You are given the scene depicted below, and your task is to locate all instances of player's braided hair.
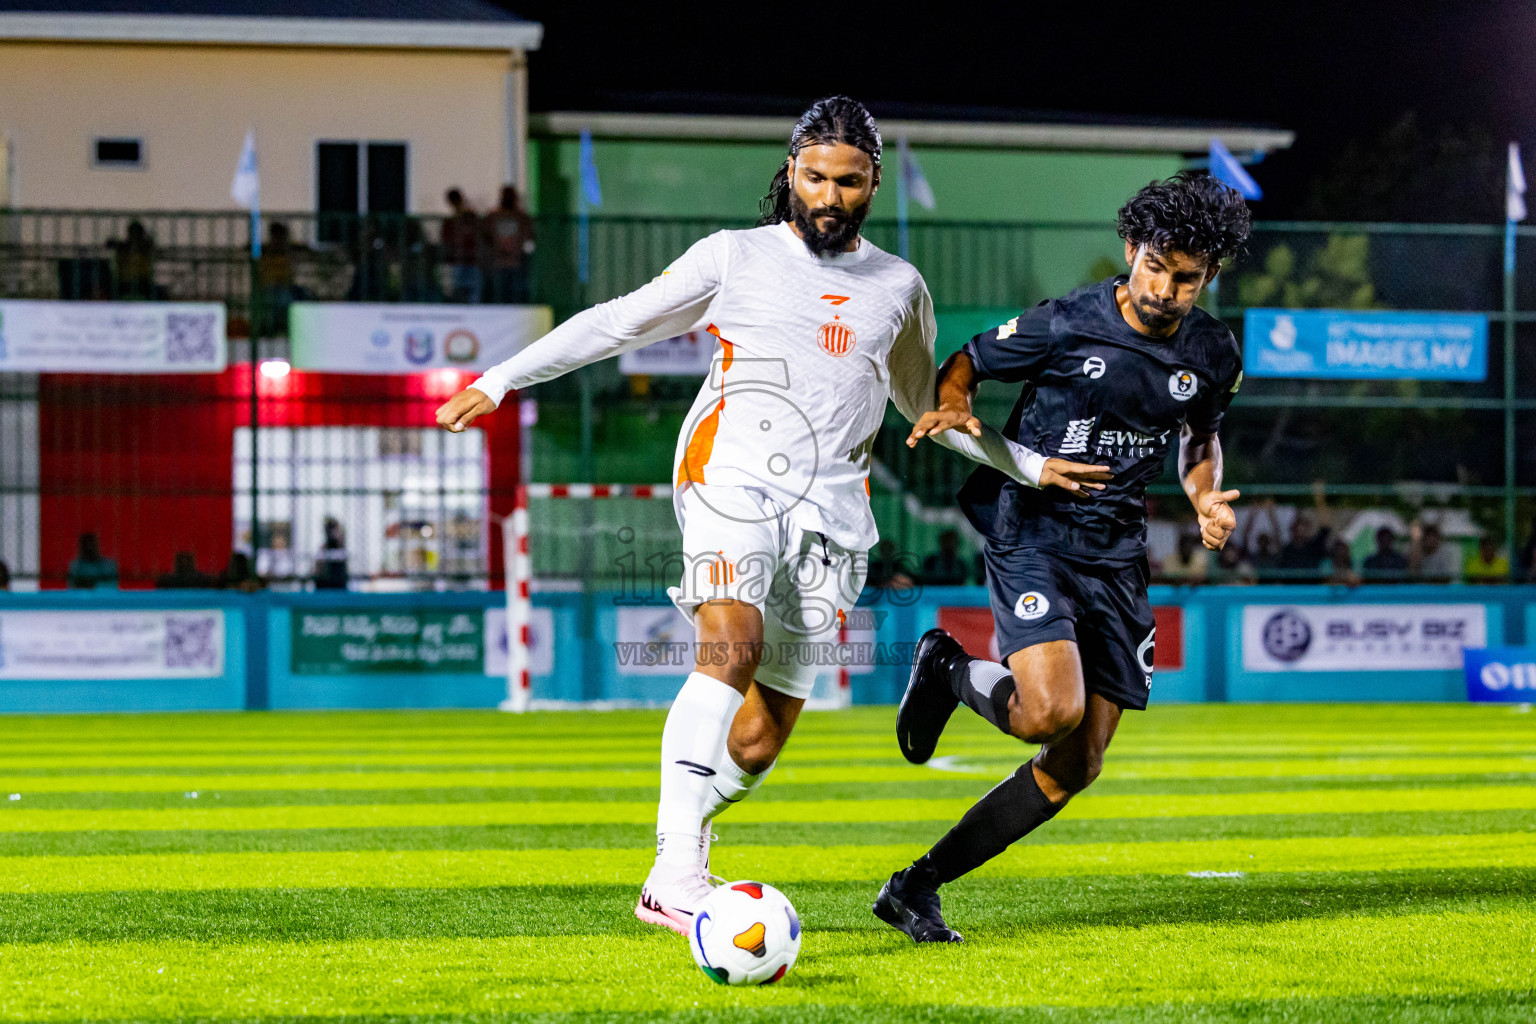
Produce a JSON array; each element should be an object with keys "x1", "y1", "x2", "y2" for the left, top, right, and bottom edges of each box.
[
  {"x1": 758, "y1": 96, "x2": 883, "y2": 226},
  {"x1": 1116, "y1": 171, "x2": 1252, "y2": 264}
]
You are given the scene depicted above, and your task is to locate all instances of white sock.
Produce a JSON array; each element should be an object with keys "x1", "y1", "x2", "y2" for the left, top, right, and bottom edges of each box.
[
  {"x1": 700, "y1": 751, "x2": 774, "y2": 823},
  {"x1": 656, "y1": 671, "x2": 744, "y2": 869}
]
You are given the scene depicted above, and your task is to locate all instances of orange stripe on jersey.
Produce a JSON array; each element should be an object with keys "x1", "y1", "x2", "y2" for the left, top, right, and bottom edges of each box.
[{"x1": 677, "y1": 326, "x2": 734, "y2": 487}]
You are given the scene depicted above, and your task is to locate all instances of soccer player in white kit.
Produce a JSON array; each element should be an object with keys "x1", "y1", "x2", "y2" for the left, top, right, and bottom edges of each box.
[{"x1": 435, "y1": 96, "x2": 1108, "y2": 935}]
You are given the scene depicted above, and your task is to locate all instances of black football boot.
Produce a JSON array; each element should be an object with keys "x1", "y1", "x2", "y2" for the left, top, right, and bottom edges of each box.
[
  {"x1": 872, "y1": 866, "x2": 963, "y2": 943},
  {"x1": 896, "y1": 628, "x2": 970, "y2": 765}
]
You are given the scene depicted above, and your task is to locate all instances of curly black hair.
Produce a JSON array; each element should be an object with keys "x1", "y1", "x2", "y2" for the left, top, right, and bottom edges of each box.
[{"x1": 1116, "y1": 171, "x2": 1252, "y2": 264}]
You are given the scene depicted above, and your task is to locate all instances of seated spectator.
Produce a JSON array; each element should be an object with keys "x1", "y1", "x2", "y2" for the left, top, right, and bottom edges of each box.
[
  {"x1": 67, "y1": 533, "x2": 118, "y2": 589},
  {"x1": 1276, "y1": 482, "x2": 1333, "y2": 582},
  {"x1": 1361, "y1": 527, "x2": 1410, "y2": 582},
  {"x1": 313, "y1": 517, "x2": 350, "y2": 590},
  {"x1": 1410, "y1": 521, "x2": 1462, "y2": 583},
  {"x1": 1158, "y1": 529, "x2": 1209, "y2": 584},
  {"x1": 219, "y1": 552, "x2": 262, "y2": 592},
  {"x1": 920, "y1": 530, "x2": 970, "y2": 586},
  {"x1": 109, "y1": 219, "x2": 159, "y2": 299},
  {"x1": 867, "y1": 539, "x2": 915, "y2": 590},
  {"x1": 156, "y1": 552, "x2": 217, "y2": 589},
  {"x1": 1326, "y1": 538, "x2": 1360, "y2": 587},
  {"x1": 1464, "y1": 536, "x2": 1510, "y2": 584},
  {"x1": 1208, "y1": 541, "x2": 1256, "y2": 585}
]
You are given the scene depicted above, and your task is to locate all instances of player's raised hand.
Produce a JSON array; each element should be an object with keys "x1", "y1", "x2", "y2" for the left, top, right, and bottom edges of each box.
[
  {"x1": 907, "y1": 406, "x2": 981, "y2": 447},
  {"x1": 1039, "y1": 458, "x2": 1112, "y2": 499},
  {"x1": 1196, "y1": 488, "x2": 1241, "y2": 550},
  {"x1": 435, "y1": 387, "x2": 496, "y2": 433}
]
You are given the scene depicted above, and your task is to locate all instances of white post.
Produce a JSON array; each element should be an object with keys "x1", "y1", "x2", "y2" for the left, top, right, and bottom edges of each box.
[{"x1": 499, "y1": 484, "x2": 532, "y2": 711}]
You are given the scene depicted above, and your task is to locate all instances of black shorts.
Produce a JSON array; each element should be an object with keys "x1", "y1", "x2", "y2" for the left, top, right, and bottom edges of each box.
[{"x1": 981, "y1": 545, "x2": 1156, "y2": 712}]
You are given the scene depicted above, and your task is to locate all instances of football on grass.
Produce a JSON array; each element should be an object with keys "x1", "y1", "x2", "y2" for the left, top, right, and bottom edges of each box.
[{"x1": 689, "y1": 880, "x2": 802, "y2": 985}]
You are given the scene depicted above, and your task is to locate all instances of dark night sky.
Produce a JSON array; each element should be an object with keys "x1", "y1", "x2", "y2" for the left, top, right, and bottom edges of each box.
[{"x1": 502, "y1": 0, "x2": 1536, "y2": 217}]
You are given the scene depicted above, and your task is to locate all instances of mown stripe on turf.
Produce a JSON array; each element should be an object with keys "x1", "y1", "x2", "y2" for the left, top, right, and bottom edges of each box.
[
  {"x1": 0, "y1": 910, "x2": 1531, "y2": 1018},
  {"x1": 2, "y1": 868, "x2": 1532, "y2": 944},
  {"x1": 6, "y1": 785, "x2": 1536, "y2": 833},
  {"x1": 5, "y1": 755, "x2": 1534, "y2": 793},
  {"x1": 6, "y1": 808, "x2": 1536, "y2": 858},
  {"x1": 0, "y1": 832, "x2": 1530, "y2": 892}
]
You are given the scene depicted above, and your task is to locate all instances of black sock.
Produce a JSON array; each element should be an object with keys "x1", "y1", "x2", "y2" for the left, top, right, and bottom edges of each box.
[
  {"x1": 948, "y1": 654, "x2": 1013, "y2": 734},
  {"x1": 911, "y1": 762, "x2": 1061, "y2": 886}
]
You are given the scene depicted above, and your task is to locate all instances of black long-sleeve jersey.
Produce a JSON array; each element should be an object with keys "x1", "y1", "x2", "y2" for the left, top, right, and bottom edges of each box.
[{"x1": 958, "y1": 276, "x2": 1242, "y2": 566}]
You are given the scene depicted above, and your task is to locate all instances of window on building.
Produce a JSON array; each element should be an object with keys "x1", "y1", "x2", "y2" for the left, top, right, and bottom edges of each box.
[
  {"x1": 316, "y1": 141, "x2": 409, "y2": 243},
  {"x1": 93, "y1": 138, "x2": 144, "y2": 168}
]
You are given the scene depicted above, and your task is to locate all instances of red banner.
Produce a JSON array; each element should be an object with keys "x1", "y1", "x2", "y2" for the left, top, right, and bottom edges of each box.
[{"x1": 937, "y1": 605, "x2": 1184, "y2": 671}]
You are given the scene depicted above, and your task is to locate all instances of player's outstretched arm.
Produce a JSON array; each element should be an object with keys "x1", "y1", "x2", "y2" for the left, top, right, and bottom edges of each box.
[
  {"x1": 434, "y1": 234, "x2": 725, "y2": 432},
  {"x1": 1180, "y1": 424, "x2": 1239, "y2": 550}
]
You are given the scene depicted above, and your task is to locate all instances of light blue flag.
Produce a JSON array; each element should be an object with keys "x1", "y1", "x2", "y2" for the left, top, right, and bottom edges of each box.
[
  {"x1": 900, "y1": 138, "x2": 935, "y2": 211},
  {"x1": 230, "y1": 129, "x2": 261, "y2": 258},
  {"x1": 1209, "y1": 138, "x2": 1262, "y2": 200},
  {"x1": 578, "y1": 129, "x2": 603, "y2": 207}
]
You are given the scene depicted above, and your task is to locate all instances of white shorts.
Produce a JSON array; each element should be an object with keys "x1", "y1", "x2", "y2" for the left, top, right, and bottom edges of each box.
[{"x1": 667, "y1": 484, "x2": 867, "y2": 699}]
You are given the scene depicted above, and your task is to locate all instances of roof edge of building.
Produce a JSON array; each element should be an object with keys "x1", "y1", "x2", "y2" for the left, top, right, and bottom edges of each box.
[
  {"x1": 533, "y1": 111, "x2": 1294, "y2": 155},
  {"x1": 0, "y1": 12, "x2": 543, "y2": 50}
]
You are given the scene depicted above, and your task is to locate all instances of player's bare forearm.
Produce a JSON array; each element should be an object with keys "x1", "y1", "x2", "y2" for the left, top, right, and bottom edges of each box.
[
  {"x1": 1180, "y1": 426, "x2": 1239, "y2": 550},
  {"x1": 908, "y1": 352, "x2": 981, "y2": 445},
  {"x1": 435, "y1": 387, "x2": 497, "y2": 433}
]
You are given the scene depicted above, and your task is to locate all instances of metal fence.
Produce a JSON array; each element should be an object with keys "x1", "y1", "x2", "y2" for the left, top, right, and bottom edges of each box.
[{"x1": 0, "y1": 209, "x2": 1533, "y2": 586}]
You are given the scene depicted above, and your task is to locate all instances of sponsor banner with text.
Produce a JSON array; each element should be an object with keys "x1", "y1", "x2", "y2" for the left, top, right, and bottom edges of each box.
[
  {"x1": 0, "y1": 300, "x2": 226, "y2": 372},
  {"x1": 290, "y1": 608, "x2": 483, "y2": 674},
  {"x1": 1242, "y1": 603, "x2": 1486, "y2": 672},
  {"x1": 1464, "y1": 646, "x2": 1536, "y2": 702},
  {"x1": 289, "y1": 303, "x2": 551, "y2": 374},
  {"x1": 1244, "y1": 308, "x2": 1488, "y2": 381},
  {"x1": 0, "y1": 609, "x2": 225, "y2": 679},
  {"x1": 617, "y1": 329, "x2": 716, "y2": 376},
  {"x1": 938, "y1": 605, "x2": 1184, "y2": 671}
]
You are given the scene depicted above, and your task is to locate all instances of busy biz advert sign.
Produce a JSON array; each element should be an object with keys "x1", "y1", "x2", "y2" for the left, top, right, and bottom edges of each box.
[{"x1": 1243, "y1": 309, "x2": 1488, "y2": 381}]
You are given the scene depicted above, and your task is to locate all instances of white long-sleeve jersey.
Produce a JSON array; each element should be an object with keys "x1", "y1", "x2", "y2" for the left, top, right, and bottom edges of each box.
[{"x1": 470, "y1": 222, "x2": 1047, "y2": 550}]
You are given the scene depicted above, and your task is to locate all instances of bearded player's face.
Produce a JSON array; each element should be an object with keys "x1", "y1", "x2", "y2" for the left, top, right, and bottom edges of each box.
[
  {"x1": 787, "y1": 143, "x2": 878, "y2": 256},
  {"x1": 1121, "y1": 241, "x2": 1218, "y2": 332}
]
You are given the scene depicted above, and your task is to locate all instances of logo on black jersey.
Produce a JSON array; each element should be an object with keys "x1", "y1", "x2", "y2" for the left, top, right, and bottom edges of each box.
[
  {"x1": 1168, "y1": 370, "x2": 1198, "y2": 401},
  {"x1": 1014, "y1": 591, "x2": 1050, "y2": 621},
  {"x1": 1082, "y1": 356, "x2": 1106, "y2": 379}
]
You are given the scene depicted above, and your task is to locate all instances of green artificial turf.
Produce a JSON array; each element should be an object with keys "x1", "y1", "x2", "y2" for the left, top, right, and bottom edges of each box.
[{"x1": 0, "y1": 703, "x2": 1532, "y2": 1022}]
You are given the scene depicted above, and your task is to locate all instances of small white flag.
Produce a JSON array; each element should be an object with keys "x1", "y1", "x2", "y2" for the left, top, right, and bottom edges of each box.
[
  {"x1": 899, "y1": 137, "x2": 935, "y2": 211},
  {"x1": 231, "y1": 129, "x2": 260, "y2": 210},
  {"x1": 1508, "y1": 141, "x2": 1526, "y2": 223}
]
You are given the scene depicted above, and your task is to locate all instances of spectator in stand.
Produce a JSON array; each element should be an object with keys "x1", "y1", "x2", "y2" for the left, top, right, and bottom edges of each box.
[
  {"x1": 156, "y1": 551, "x2": 217, "y2": 589},
  {"x1": 67, "y1": 533, "x2": 118, "y2": 589},
  {"x1": 920, "y1": 529, "x2": 970, "y2": 585},
  {"x1": 441, "y1": 188, "x2": 483, "y2": 303},
  {"x1": 313, "y1": 517, "x2": 350, "y2": 590},
  {"x1": 109, "y1": 220, "x2": 159, "y2": 299},
  {"x1": 1409, "y1": 520, "x2": 1462, "y2": 583},
  {"x1": 1143, "y1": 495, "x2": 1179, "y2": 576},
  {"x1": 219, "y1": 552, "x2": 262, "y2": 592},
  {"x1": 256, "y1": 222, "x2": 306, "y2": 337},
  {"x1": 1158, "y1": 528, "x2": 1210, "y2": 585},
  {"x1": 1361, "y1": 526, "x2": 1410, "y2": 582},
  {"x1": 0, "y1": 559, "x2": 9, "y2": 590},
  {"x1": 1208, "y1": 540, "x2": 1256, "y2": 584},
  {"x1": 1464, "y1": 535, "x2": 1510, "y2": 584},
  {"x1": 1276, "y1": 481, "x2": 1333, "y2": 582},
  {"x1": 867, "y1": 539, "x2": 915, "y2": 590},
  {"x1": 1520, "y1": 516, "x2": 1536, "y2": 582},
  {"x1": 485, "y1": 185, "x2": 536, "y2": 303},
  {"x1": 400, "y1": 218, "x2": 441, "y2": 302},
  {"x1": 1326, "y1": 537, "x2": 1360, "y2": 587}
]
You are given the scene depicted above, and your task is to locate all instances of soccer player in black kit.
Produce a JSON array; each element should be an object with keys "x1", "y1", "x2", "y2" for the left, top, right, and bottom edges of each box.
[{"x1": 873, "y1": 172, "x2": 1251, "y2": 943}]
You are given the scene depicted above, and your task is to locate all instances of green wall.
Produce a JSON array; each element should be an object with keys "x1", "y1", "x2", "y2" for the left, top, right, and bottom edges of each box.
[{"x1": 529, "y1": 136, "x2": 1182, "y2": 225}]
